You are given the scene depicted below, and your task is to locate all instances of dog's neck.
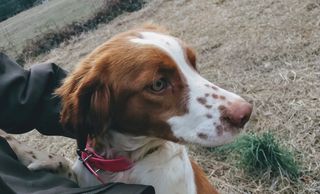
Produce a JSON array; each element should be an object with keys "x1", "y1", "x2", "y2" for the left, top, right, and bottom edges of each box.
[
  {"x1": 78, "y1": 130, "x2": 198, "y2": 194},
  {"x1": 94, "y1": 130, "x2": 166, "y2": 162}
]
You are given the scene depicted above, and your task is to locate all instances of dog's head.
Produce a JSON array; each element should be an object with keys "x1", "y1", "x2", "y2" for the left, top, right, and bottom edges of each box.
[{"x1": 56, "y1": 25, "x2": 252, "y2": 147}]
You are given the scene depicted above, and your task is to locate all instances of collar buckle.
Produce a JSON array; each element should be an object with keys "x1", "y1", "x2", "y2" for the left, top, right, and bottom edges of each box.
[
  {"x1": 77, "y1": 136, "x2": 133, "y2": 184},
  {"x1": 79, "y1": 149, "x2": 104, "y2": 184}
]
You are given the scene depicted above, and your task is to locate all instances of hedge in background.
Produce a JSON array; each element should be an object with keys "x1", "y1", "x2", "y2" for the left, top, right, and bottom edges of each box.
[
  {"x1": 0, "y1": 0, "x2": 39, "y2": 22},
  {"x1": 16, "y1": 0, "x2": 145, "y2": 64}
]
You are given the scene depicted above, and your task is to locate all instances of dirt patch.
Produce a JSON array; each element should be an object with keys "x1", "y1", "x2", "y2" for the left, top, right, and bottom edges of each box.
[{"x1": 15, "y1": 0, "x2": 320, "y2": 193}]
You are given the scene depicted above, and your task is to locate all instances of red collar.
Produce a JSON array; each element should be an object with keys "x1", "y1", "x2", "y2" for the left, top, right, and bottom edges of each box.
[{"x1": 79, "y1": 138, "x2": 133, "y2": 184}]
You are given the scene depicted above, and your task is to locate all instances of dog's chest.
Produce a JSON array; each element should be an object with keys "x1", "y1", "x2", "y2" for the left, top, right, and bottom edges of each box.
[
  {"x1": 129, "y1": 143, "x2": 197, "y2": 194},
  {"x1": 74, "y1": 143, "x2": 197, "y2": 194}
]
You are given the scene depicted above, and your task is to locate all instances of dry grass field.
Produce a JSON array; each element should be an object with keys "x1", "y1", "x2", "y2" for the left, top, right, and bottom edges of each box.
[
  {"x1": 8, "y1": 0, "x2": 320, "y2": 193},
  {"x1": 0, "y1": 0, "x2": 105, "y2": 57}
]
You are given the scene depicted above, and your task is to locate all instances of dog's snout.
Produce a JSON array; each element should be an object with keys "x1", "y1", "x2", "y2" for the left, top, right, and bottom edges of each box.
[{"x1": 222, "y1": 100, "x2": 252, "y2": 128}]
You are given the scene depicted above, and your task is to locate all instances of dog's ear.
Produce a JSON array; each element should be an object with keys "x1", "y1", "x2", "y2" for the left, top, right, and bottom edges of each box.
[{"x1": 56, "y1": 65, "x2": 110, "y2": 143}]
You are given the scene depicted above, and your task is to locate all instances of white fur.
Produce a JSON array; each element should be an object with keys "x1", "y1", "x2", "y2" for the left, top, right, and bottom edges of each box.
[
  {"x1": 4, "y1": 31, "x2": 252, "y2": 194},
  {"x1": 73, "y1": 131, "x2": 196, "y2": 194},
  {"x1": 131, "y1": 32, "x2": 244, "y2": 147},
  {"x1": 0, "y1": 129, "x2": 198, "y2": 194}
]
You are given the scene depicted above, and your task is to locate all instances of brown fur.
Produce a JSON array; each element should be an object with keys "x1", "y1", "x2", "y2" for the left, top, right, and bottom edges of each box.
[
  {"x1": 55, "y1": 25, "x2": 190, "y2": 142},
  {"x1": 55, "y1": 24, "x2": 220, "y2": 193},
  {"x1": 191, "y1": 160, "x2": 219, "y2": 194}
]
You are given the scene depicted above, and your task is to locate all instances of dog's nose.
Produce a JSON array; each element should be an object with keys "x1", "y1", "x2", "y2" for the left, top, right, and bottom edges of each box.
[{"x1": 222, "y1": 100, "x2": 253, "y2": 128}]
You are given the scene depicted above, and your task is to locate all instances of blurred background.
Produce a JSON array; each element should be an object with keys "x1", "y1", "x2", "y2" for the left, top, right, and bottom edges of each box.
[{"x1": 1, "y1": 0, "x2": 319, "y2": 193}]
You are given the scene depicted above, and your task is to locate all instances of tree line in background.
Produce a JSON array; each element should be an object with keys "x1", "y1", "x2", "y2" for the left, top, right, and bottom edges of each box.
[
  {"x1": 0, "y1": 0, "x2": 41, "y2": 22},
  {"x1": 16, "y1": 0, "x2": 145, "y2": 64}
]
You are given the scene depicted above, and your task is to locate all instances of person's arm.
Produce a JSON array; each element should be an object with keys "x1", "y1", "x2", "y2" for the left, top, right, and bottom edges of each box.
[
  {"x1": 0, "y1": 53, "x2": 156, "y2": 194},
  {"x1": 0, "y1": 53, "x2": 73, "y2": 138}
]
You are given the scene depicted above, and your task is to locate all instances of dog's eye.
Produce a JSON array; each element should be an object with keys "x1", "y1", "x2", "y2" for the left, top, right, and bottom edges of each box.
[{"x1": 150, "y1": 78, "x2": 167, "y2": 93}]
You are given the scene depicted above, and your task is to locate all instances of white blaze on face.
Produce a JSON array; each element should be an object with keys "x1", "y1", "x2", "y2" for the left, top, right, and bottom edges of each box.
[{"x1": 131, "y1": 32, "x2": 244, "y2": 147}]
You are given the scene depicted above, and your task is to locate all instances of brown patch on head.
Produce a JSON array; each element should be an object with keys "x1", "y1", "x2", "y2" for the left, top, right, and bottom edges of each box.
[
  {"x1": 55, "y1": 63, "x2": 111, "y2": 144},
  {"x1": 197, "y1": 97, "x2": 207, "y2": 105},
  {"x1": 185, "y1": 46, "x2": 197, "y2": 70},
  {"x1": 56, "y1": 26, "x2": 191, "y2": 143},
  {"x1": 110, "y1": 47, "x2": 190, "y2": 141},
  {"x1": 178, "y1": 38, "x2": 197, "y2": 71},
  {"x1": 197, "y1": 133, "x2": 208, "y2": 140}
]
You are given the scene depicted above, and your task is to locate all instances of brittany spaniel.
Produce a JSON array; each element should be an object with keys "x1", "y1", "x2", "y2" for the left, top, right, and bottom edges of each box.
[{"x1": 2, "y1": 24, "x2": 252, "y2": 194}]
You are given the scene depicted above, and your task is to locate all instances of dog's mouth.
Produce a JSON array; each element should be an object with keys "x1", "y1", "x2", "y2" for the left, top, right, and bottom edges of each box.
[
  {"x1": 192, "y1": 122, "x2": 246, "y2": 147},
  {"x1": 218, "y1": 118, "x2": 245, "y2": 135}
]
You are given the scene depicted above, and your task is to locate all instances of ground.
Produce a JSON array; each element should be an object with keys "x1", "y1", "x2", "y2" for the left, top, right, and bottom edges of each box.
[{"x1": 5, "y1": 0, "x2": 320, "y2": 193}]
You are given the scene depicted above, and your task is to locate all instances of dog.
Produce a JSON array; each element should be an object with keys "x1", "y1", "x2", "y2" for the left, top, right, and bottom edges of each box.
[{"x1": 1, "y1": 24, "x2": 252, "y2": 194}]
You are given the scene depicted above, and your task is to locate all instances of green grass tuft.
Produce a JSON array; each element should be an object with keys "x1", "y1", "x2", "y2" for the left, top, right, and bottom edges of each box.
[{"x1": 209, "y1": 132, "x2": 300, "y2": 181}]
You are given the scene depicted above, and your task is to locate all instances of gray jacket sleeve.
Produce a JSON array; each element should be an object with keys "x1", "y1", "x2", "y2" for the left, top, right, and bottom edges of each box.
[
  {"x1": 0, "y1": 53, "x2": 74, "y2": 138},
  {"x1": 0, "y1": 53, "x2": 156, "y2": 194}
]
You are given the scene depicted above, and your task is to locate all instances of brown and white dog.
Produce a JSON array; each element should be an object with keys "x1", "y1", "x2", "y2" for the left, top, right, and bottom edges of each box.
[{"x1": 2, "y1": 25, "x2": 252, "y2": 194}]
